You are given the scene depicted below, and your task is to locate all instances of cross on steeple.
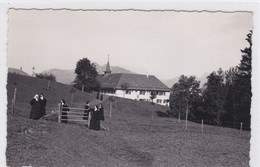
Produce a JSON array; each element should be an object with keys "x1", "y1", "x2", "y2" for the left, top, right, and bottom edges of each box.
[{"x1": 104, "y1": 55, "x2": 112, "y2": 74}]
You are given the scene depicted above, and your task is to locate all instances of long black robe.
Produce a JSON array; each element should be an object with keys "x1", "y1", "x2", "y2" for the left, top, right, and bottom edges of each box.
[
  {"x1": 29, "y1": 99, "x2": 42, "y2": 120},
  {"x1": 89, "y1": 109, "x2": 100, "y2": 130},
  {"x1": 39, "y1": 98, "x2": 47, "y2": 116},
  {"x1": 99, "y1": 107, "x2": 105, "y2": 121}
]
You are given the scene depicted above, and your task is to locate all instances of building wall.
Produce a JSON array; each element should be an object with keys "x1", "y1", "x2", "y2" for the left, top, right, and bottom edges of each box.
[{"x1": 101, "y1": 89, "x2": 170, "y2": 106}]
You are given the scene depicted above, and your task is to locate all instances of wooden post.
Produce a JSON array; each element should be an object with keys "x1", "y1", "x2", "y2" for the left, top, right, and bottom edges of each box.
[
  {"x1": 81, "y1": 85, "x2": 84, "y2": 92},
  {"x1": 70, "y1": 93, "x2": 74, "y2": 106},
  {"x1": 88, "y1": 112, "x2": 91, "y2": 128},
  {"x1": 185, "y1": 105, "x2": 188, "y2": 131},
  {"x1": 47, "y1": 80, "x2": 50, "y2": 89},
  {"x1": 240, "y1": 122, "x2": 243, "y2": 133},
  {"x1": 178, "y1": 108, "x2": 180, "y2": 123},
  {"x1": 150, "y1": 114, "x2": 153, "y2": 132},
  {"x1": 109, "y1": 102, "x2": 112, "y2": 118},
  {"x1": 201, "y1": 119, "x2": 204, "y2": 133},
  {"x1": 13, "y1": 88, "x2": 17, "y2": 104},
  {"x1": 58, "y1": 104, "x2": 61, "y2": 123},
  {"x1": 12, "y1": 88, "x2": 17, "y2": 114},
  {"x1": 11, "y1": 99, "x2": 14, "y2": 115}
]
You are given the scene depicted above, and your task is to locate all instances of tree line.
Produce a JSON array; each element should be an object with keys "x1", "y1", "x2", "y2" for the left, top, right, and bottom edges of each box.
[{"x1": 169, "y1": 31, "x2": 252, "y2": 129}]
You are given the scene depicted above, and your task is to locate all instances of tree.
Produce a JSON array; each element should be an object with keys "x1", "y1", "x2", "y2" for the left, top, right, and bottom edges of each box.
[
  {"x1": 169, "y1": 75, "x2": 201, "y2": 121},
  {"x1": 73, "y1": 58, "x2": 100, "y2": 92},
  {"x1": 238, "y1": 30, "x2": 252, "y2": 77},
  {"x1": 170, "y1": 83, "x2": 186, "y2": 120},
  {"x1": 222, "y1": 67, "x2": 239, "y2": 128},
  {"x1": 232, "y1": 30, "x2": 252, "y2": 127},
  {"x1": 203, "y1": 68, "x2": 227, "y2": 125}
]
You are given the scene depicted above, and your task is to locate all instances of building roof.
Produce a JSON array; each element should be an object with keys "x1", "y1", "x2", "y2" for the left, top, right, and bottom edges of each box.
[{"x1": 97, "y1": 73, "x2": 170, "y2": 91}]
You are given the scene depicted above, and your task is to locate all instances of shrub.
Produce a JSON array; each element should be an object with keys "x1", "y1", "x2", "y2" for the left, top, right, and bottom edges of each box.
[{"x1": 35, "y1": 73, "x2": 56, "y2": 81}]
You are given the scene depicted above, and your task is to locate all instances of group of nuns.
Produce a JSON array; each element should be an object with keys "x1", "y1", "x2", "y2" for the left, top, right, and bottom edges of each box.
[
  {"x1": 29, "y1": 93, "x2": 47, "y2": 120},
  {"x1": 29, "y1": 94, "x2": 105, "y2": 130},
  {"x1": 60, "y1": 99, "x2": 105, "y2": 131}
]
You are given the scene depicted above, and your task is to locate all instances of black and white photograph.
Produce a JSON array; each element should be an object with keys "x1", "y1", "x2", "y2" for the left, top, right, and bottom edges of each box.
[{"x1": 0, "y1": 1, "x2": 259, "y2": 167}]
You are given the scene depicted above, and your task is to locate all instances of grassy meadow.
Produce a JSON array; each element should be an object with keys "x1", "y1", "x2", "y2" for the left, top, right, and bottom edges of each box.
[{"x1": 6, "y1": 73, "x2": 250, "y2": 167}]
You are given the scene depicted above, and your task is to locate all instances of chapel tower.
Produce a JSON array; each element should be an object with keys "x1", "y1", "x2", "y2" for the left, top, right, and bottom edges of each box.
[{"x1": 104, "y1": 55, "x2": 112, "y2": 74}]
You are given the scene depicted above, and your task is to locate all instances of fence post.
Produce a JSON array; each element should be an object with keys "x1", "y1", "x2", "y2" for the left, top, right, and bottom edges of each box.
[
  {"x1": 47, "y1": 80, "x2": 50, "y2": 89},
  {"x1": 11, "y1": 99, "x2": 14, "y2": 115},
  {"x1": 109, "y1": 102, "x2": 112, "y2": 118},
  {"x1": 240, "y1": 122, "x2": 243, "y2": 133},
  {"x1": 178, "y1": 109, "x2": 180, "y2": 123},
  {"x1": 12, "y1": 88, "x2": 17, "y2": 115},
  {"x1": 81, "y1": 85, "x2": 84, "y2": 92},
  {"x1": 88, "y1": 112, "x2": 91, "y2": 128},
  {"x1": 70, "y1": 93, "x2": 74, "y2": 106},
  {"x1": 201, "y1": 119, "x2": 204, "y2": 133},
  {"x1": 185, "y1": 106, "x2": 188, "y2": 131},
  {"x1": 58, "y1": 104, "x2": 61, "y2": 123}
]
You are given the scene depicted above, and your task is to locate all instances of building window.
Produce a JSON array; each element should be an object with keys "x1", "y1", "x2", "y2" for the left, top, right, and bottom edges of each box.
[
  {"x1": 157, "y1": 99, "x2": 162, "y2": 103},
  {"x1": 163, "y1": 99, "x2": 168, "y2": 103},
  {"x1": 157, "y1": 91, "x2": 165, "y2": 96},
  {"x1": 139, "y1": 90, "x2": 145, "y2": 95},
  {"x1": 126, "y1": 90, "x2": 131, "y2": 94},
  {"x1": 104, "y1": 89, "x2": 115, "y2": 94}
]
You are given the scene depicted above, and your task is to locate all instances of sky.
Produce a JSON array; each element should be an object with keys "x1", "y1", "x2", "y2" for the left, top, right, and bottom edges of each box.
[{"x1": 7, "y1": 9, "x2": 253, "y2": 80}]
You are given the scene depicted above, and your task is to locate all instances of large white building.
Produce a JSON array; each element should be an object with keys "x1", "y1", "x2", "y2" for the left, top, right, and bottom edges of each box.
[{"x1": 97, "y1": 59, "x2": 170, "y2": 106}]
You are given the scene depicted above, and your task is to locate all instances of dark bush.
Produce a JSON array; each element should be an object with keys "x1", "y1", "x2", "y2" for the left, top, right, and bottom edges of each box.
[{"x1": 35, "y1": 73, "x2": 56, "y2": 81}]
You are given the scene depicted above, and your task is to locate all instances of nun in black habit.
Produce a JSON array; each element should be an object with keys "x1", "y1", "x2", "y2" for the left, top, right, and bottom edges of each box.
[
  {"x1": 84, "y1": 101, "x2": 90, "y2": 121},
  {"x1": 29, "y1": 94, "x2": 42, "y2": 120},
  {"x1": 39, "y1": 93, "x2": 47, "y2": 116},
  {"x1": 89, "y1": 105, "x2": 100, "y2": 130},
  {"x1": 60, "y1": 99, "x2": 70, "y2": 123}
]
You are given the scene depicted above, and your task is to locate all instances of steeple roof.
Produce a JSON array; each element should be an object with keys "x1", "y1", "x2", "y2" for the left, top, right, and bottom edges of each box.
[{"x1": 104, "y1": 55, "x2": 112, "y2": 74}]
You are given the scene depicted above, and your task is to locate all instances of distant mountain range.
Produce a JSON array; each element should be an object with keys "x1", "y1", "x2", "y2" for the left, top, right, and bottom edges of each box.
[
  {"x1": 8, "y1": 66, "x2": 209, "y2": 87},
  {"x1": 43, "y1": 69, "x2": 75, "y2": 84},
  {"x1": 161, "y1": 73, "x2": 209, "y2": 88},
  {"x1": 43, "y1": 63, "x2": 135, "y2": 84}
]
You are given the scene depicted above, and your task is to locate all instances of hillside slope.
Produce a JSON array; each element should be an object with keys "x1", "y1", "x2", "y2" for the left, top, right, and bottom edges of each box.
[
  {"x1": 8, "y1": 68, "x2": 29, "y2": 76},
  {"x1": 7, "y1": 73, "x2": 169, "y2": 118},
  {"x1": 7, "y1": 73, "x2": 97, "y2": 117},
  {"x1": 6, "y1": 73, "x2": 249, "y2": 167},
  {"x1": 7, "y1": 110, "x2": 250, "y2": 167}
]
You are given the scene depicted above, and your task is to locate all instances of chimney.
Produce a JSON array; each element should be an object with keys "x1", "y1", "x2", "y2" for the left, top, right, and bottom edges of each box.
[{"x1": 146, "y1": 72, "x2": 149, "y2": 78}]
